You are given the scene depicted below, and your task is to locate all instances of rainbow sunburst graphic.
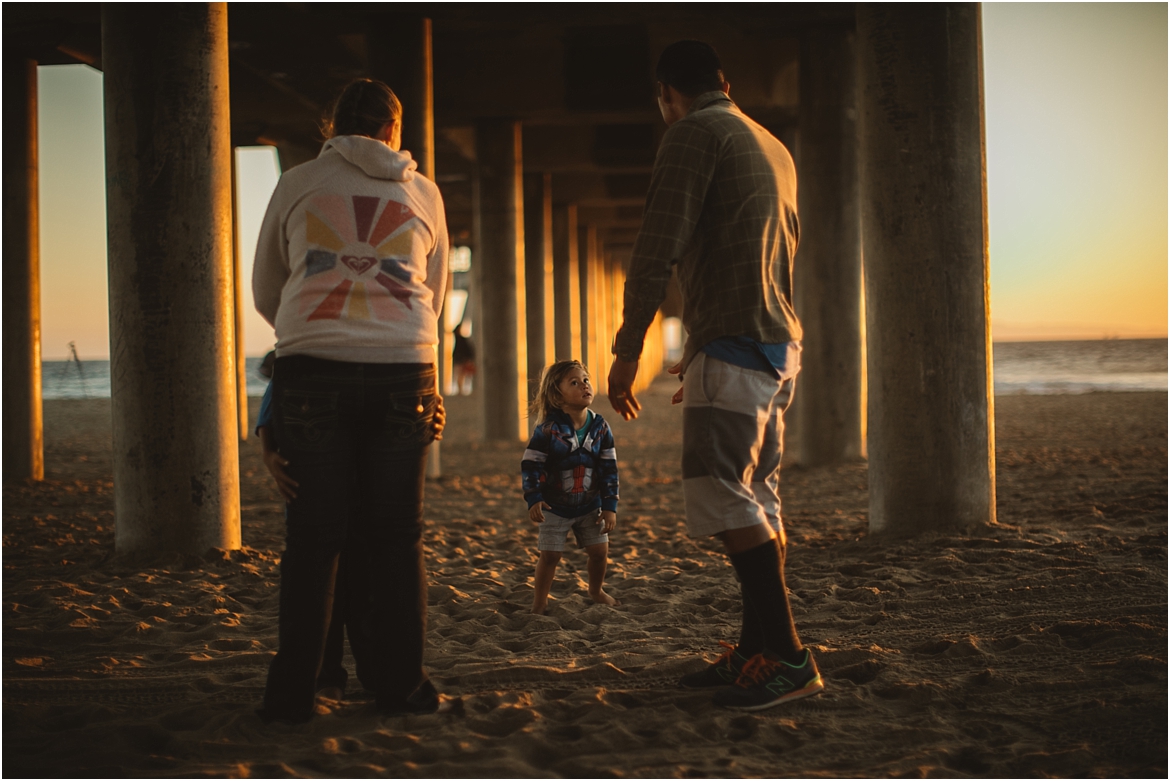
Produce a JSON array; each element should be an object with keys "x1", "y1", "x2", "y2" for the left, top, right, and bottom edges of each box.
[{"x1": 300, "y1": 194, "x2": 419, "y2": 321}]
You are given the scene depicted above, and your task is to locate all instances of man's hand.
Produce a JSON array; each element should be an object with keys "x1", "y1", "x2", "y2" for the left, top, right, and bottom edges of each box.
[
  {"x1": 259, "y1": 426, "x2": 299, "y2": 501},
  {"x1": 607, "y1": 358, "x2": 642, "y2": 420},
  {"x1": 667, "y1": 362, "x2": 685, "y2": 405},
  {"x1": 600, "y1": 510, "x2": 617, "y2": 534},
  {"x1": 529, "y1": 501, "x2": 551, "y2": 523},
  {"x1": 431, "y1": 395, "x2": 446, "y2": 441}
]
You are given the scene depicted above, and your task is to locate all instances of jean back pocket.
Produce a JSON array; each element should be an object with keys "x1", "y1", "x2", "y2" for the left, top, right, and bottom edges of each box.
[
  {"x1": 278, "y1": 389, "x2": 341, "y2": 452},
  {"x1": 375, "y1": 392, "x2": 436, "y2": 451}
]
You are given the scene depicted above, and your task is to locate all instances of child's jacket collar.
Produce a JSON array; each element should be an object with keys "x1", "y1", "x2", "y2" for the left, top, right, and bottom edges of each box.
[{"x1": 546, "y1": 408, "x2": 599, "y2": 452}]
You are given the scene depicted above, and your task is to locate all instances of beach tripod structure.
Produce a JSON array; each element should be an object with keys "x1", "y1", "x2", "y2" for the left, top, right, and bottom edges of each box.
[{"x1": 59, "y1": 342, "x2": 89, "y2": 400}]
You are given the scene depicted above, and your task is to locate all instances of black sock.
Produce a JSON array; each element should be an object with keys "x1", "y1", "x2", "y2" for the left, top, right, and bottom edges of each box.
[
  {"x1": 729, "y1": 538, "x2": 803, "y2": 664},
  {"x1": 738, "y1": 541, "x2": 790, "y2": 655},
  {"x1": 737, "y1": 582, "x2": 766, "y2": 656}
]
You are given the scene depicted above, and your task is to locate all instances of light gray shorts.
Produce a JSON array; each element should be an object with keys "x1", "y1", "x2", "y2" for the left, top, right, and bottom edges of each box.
[
  {"x1": 682, "y1": 352, "x2": 795, "y2": 539},
  {"x1": 538, "y1": 508, "x2": 608, "y2": 552}
]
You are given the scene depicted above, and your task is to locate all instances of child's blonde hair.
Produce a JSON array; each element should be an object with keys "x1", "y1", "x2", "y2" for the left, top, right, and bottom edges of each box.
[{"x1": 531, "y1": 360, "x2": 588, "y2": 422}]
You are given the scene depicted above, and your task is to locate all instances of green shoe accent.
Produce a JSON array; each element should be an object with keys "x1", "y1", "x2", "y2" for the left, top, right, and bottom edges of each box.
[{"x1": 713, "y1": 649, "x2": 825, "y2": 711}]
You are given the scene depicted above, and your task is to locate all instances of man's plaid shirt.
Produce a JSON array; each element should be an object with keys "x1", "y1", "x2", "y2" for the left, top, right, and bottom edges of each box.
[{"x1": 613, "y1": 91, "x2": 802, "y2": 369}]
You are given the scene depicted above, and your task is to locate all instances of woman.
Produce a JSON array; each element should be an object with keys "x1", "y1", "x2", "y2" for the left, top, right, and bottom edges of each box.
[{"x1": 252, "y1": 79, "x2": 449, "y2": 722}]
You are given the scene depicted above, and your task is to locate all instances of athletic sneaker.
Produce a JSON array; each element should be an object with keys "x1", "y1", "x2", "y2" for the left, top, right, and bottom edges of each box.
[
  {"x1": 678, "y1": 641, "x2": 754, "y2": 688},
  {"x1": 713, "y1": 649, "x2": 824, "y2": 711}
]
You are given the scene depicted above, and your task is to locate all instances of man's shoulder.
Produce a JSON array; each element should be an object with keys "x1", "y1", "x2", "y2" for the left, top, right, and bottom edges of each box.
[
  {"x1": 685, "y1": 98, "x2": 748, "y2": 125},
  {"x1": 662, "y1": 112, "x2": 722, "y2": 146},
  {"x1": 672, "y1": 101, "x2": 775, "y2": 147}
]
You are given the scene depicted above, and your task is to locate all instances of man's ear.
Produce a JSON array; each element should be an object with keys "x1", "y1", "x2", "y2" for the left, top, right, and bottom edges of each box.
[{"x1": 721, "y1": 81, "x2": 731, "y2": 96}]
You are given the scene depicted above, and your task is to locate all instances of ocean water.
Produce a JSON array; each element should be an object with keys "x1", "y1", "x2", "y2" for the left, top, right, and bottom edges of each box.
[
  {"x1": 40, "y1": 340, "x2": 1167, "y2": 399},
  {"x1": 992, "y1": 338, "x2": 1167, "y2": 395},
  {"x1": 42, "y1": 357, "x2": 272, "y2": 400}
]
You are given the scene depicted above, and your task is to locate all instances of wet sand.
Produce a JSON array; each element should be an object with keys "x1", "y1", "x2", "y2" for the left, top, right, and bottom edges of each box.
[{"x1": 3, "y1": 380, "x2": 1166, "y2": 777}]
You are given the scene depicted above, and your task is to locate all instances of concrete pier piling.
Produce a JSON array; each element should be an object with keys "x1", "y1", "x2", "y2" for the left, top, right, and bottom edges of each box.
[
  {"x1": 857, "y1": 3, "x2": 996, "y2": 534},
  {"x1": 2, "y1": 56, "x2": 44, "y2": 483},
  {"x1": 103, "y1": 3, "x2": 241, "y2": 553},
  {"x1": 475, "y1": 119, "x2": 528, "y2": 441},
  {"x1": 578, "y1": 224, "x2": 601, "y2": 379},
  {"x1": 524, "y1": 172, "x2": 555, "y2": 400},
  {"x1": 794, "y1": 24, "x2": 865, "y2": 466},
  {"x1": 552, "y1": 203, "x2": 582, "y2": 363},
  {"x1": 230, "y1": 152, "x2": 249, "y2": 443}
]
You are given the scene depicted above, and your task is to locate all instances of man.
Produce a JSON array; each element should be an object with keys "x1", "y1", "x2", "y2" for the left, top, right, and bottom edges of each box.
[{"x1": 608, "y1": 40, "x2": 823, "y2": 711}]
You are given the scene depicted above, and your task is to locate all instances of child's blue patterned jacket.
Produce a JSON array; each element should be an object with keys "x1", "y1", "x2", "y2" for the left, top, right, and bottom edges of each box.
[{"x1": 521, "y1": 409, "x2": 619, "y2": 518}]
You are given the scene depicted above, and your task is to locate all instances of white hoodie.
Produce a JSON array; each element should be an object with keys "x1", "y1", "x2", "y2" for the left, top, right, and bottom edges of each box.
[{"x1": 252, "y1": 135, "x2": 449, "y2": 364}]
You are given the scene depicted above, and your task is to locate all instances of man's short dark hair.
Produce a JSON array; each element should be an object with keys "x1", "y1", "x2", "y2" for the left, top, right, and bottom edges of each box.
[{"x1": 655, "y1": 40, "x2": 725, "y2": 97}]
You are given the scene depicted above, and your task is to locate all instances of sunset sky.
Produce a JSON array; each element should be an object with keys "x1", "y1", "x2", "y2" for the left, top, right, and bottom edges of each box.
[{"x1": 36, "y1": 3, "x2": 1168, "y2": 359}]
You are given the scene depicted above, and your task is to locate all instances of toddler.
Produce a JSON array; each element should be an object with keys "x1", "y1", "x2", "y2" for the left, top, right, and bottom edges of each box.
[{"x1": 521, "y1": 360, "x2": 620, "y2": 614}]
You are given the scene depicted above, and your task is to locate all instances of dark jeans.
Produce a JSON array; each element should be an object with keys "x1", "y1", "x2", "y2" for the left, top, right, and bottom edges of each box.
[
  {"x1": 315, "y1": 542, "x2": 351, "y2": 694},
  {"x1": 261, "y1": 356, "x2": 436, "y2": 721}
]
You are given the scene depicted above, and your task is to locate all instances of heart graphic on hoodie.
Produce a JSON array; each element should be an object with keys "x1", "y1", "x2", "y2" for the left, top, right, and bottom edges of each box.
[
  {"x1": 303, "y1": 192, "x2": 420, "y2": 322},
  {"x1": 341, "y1": 255, "x2": 378, "y2": 275}
]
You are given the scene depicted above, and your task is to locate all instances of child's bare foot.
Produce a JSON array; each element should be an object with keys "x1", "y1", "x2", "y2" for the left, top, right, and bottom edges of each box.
[
  {"x1": 589, "y1": 589, "x2": 620, "y2": 606},
  {"x1": 531, "y1": 605, "x2": 548, "y2": 615}
]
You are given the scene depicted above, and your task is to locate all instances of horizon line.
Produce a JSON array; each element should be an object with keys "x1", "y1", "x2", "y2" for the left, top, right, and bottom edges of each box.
[{"x1": 41, "y1": 334, "x2": 1169, "y2": 362}]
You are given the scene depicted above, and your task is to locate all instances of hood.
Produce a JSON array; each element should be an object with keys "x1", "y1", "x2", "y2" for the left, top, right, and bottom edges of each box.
[
  {"x1": 320, "y1": 135, "x2": 417, "y2": 181},
  {"x1": 547, "y1": 408, "x2": 596, "y2": 430}
]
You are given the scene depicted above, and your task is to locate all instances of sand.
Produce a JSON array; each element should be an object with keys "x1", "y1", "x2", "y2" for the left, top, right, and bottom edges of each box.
[{"x1": 3, "y1": 379, "x2": 1166, "y2": 778}]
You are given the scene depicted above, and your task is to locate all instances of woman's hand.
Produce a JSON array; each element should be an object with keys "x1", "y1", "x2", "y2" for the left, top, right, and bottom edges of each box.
[
  {"x1": 529, "y1": 501, "x2": 551, "y2": 523},
  {"x1": 431, "y1": 395, "x2": 446, "y2": 441},
  {"x1": 259, "y1": 426, "x2": 299, "y2": 501},
  {"x1": 668, "y1": 362, "x2": 685, "y2": 405},
  {"x1": 600, "y1": 510, "x2": 617, "y2": 534}
]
